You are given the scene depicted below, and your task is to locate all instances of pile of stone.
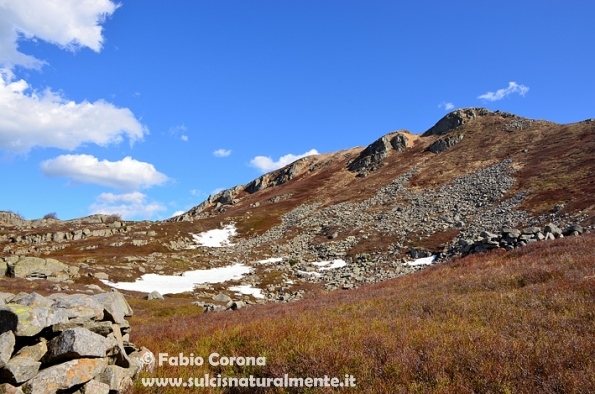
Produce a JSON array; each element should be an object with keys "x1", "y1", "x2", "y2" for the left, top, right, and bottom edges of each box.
[
  {"x1": 0, "y1": 290, "x2": 154, "y2": 394},
  {"x1": 457, "y1": 223, "x2": 584, "y2": 255}
]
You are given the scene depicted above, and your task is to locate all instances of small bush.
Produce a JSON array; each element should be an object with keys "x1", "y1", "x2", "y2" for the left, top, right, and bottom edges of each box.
[{"x1": 43, "y1": 212, "x2": 58, "y2": 220}]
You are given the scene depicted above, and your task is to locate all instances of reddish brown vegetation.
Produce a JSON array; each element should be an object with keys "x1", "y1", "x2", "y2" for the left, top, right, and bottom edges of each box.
[{"x1": 128, "y1": 233, "x2": 595, "y2": 393}]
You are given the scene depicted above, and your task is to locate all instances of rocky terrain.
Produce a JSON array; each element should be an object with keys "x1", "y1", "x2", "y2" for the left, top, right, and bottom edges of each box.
[
  {"x1": 1, "y1": 108, "x2": 593, "y2": 306},
  {"x1": 0, "y1": 290, "x2": 153, "y2": 393}
]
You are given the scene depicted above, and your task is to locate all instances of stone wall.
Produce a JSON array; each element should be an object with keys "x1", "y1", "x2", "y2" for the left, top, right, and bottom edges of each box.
[{"x1": 0, "y1": 290, "x2": 153, "y2": 393}]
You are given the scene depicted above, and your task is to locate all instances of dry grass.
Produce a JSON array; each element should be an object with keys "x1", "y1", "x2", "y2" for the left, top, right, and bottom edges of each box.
[{"x1": 128, "y1": 233, "x2": 595, "y2": 393}]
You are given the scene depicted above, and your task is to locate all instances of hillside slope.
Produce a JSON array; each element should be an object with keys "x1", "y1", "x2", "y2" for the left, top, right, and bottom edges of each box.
[{"x1": 1, "y1": 108, "x2": 593, "y2": 302}]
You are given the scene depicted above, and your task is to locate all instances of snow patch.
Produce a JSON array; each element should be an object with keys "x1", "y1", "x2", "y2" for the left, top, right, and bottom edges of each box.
[
  {"x1": 189, "y1": 224, "x2": 236, "y2": 248},
  {"x1": 256, "y1": 257, "x2": 284, "y2": 264},
  {"x1": 101, "y1": 263, "x2": 252, "y2": 294},
  {"x1": 403, "y1": 255, "x2": 436, "y2": 267},
  {"x1": 229, "y1": 285, "x2": 264, "y2": 299},
  {"x1": 313, "y1": 259, "x2": 347, "y2": 270}
]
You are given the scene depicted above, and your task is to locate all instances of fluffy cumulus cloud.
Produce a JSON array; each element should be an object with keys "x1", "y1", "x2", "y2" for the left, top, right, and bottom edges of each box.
[
  {"x1": 40, "y1": 154, "x2": 168, "y2": 190},
  {"x1": 213, "y1": 148, "x2": 232, "y2": 157},
  {"x1": 0, "y1": 0, "x2": 118, "y2": 69},
  {"x1": 250, "y1": 149, "x2": 319, "y2": 173},
  {"x1": 89, "y1": 192, "x2": 166, "y2": 220},
  {"x1": 0, "y1": 74, "x2": 146, "y2": 153},
  {"x1": 0, "y1": 0, "x2": 145, "y2": 153},
  {"x1": 478, "y1": 82, "x2": 529, "y2": 102}
]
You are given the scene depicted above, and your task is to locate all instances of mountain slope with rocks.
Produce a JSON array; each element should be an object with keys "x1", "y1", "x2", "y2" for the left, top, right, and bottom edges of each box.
[{"x1": 1, "y1": 108, "x2": 593, "y2": 305}]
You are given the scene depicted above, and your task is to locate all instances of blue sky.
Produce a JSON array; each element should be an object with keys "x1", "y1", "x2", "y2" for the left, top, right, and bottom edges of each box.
[{"x1": 0, "y1": 1, "x2": 593, "y2": 220}]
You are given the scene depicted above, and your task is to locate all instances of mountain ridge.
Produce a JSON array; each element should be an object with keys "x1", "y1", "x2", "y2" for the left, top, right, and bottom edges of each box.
[{"x1": 1, "y1": 107, "x2": 593, "y2": 302}]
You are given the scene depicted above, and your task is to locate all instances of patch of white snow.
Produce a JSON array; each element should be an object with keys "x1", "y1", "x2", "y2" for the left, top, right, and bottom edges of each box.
[
  {"x1": 403, "y1": 255, "x2": 436, "y2": 267},
  {"x1": 188, "y1": 224, "x2": 236, "y2": 248},
  {"x1": 101, "y1": 263, "x2": 252, "y2": 294}
]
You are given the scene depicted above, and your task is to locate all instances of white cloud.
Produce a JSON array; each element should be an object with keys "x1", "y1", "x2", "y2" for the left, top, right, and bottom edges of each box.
[
  {"x1": 89, "y1": 192, "x2": 166, "y2": 220},
  {"x1": 181, "y1": 135, "x2": 189, "y2": 142},
  {"x1": 0, "y1": 72, "x2": 146, "y2": 153},
  {"x1": 438, "y1": 102, "x2": 455, "y2": 111},
  {"x1": 40, "y1": 154, "x2": 168, "y2": 190},
  {"x1": 478, "y1": 82, "x2": 529, "y2": 102},
  {"x1": 213, "y1": 148, "x2": 231, "y2": 157},
  {"x1": 0, "y1": 1, "x2": 144, "y2": 154},
  {"x1": 171, "y1": 210, "x2": 185, "y2": 218},
  {"x1": 0, "y1": 0, "x2": 118, "y2": 69},
  {"x1": 250, "y1": 149, "x2": 319, "y2": 173}
]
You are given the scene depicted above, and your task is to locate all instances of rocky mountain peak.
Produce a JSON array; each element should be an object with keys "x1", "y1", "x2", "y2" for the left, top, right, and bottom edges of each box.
[{"x1": 422, "y1": 107, "x2": 494, "y2": 137}]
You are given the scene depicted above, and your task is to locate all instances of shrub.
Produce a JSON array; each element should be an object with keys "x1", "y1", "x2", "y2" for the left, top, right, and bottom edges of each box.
[{"x1": 43, "y1": 212, "x2": 58, "y2": 220}]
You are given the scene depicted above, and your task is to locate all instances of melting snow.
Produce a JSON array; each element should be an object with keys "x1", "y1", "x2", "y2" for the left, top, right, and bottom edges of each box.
[
  {"x1": 404, "y1": 255, "x2": 436, "y2": 267},
  {"x1": 256, "y1": 257, "x2": 284, "y2": 264},
  {"x1": 298, "y1": 259, "x2": 347, "y2": 277},
  {"x1": 101, "y1": 263, "x2": 252, "y2": 294},
  {"x1": 229, "y1": 285, "x2": 265, "y2": 299},
  {"x1": 189, "y1": 224, "x2": 236, "y2": 248},
  {"x1": 313, "y1": 259, "x2": 347, "y2": 270}
]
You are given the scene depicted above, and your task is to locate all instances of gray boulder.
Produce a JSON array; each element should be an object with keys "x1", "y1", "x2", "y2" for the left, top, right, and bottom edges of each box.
[
  {"x1": 0, "y1": 305, "x2": 69, "y2": 337},
  {"x1": 21, "y1": 357, "x2": 108, "y2": 394},
  {"x1": 0, "y1": 331, "x2": 15, "y2": 368},
  {"x1": 51, "y1": 294, "x2": 104, "y2": 320},
  {"x1": 96, "y1": 365, "x2": 134, "y2": 392},
  {"x1": 543, "y1": 223, "x2": 562, "y2": 237},
  {"x1": 12, "y1": 341, "x2": 47, "y2": 362},
  {"x1": 428, "y1": 133, "x2": 464, "y2": 153},
  {"x1": 51, "y1": 320, "x2": 113, "y2": 337},
  {"x1": 44, "y1": 328, "x2": 109, "y2": 363},
  {"x1": 10, "y1": 293, "x2": 52, "y2": 308},
  {"x1": 1, "y1": 357, "x2": 41, "y2": 384},
  {"x1": 80, "y1": 379, "x2": 111, "y2": 394},
  {"x1": 6, "y1": 257, "x2": 77, "y2": 280},
  {"x1": 212, "y1": 293, "x2": 232, "y2": 303},
  {"x1": 146, "y1": 291, "x2": 163, "y2": 300},
  {"x1": 92, "y1": 290, "x2": 133, "y2": 324}
]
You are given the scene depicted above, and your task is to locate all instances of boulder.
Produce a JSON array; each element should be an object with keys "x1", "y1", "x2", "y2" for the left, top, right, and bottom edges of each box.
[
  {"x1": 1, "y1": 357, "x2": 41, "y2": 384},
  {"x1": 44, "y1": 328, "x2": 109, "y2": 363},
  {"x1": 563, "y1": 224, "x2": 584, "y2": 236},
  {"x1": 21, "y1": 357, "x2": 108, "y2": 394},
  {"x1": 212, "y1": 293, "x2": 232, "y2": 303},
  {"x1": 146, "y1": 291, "x2": 163, "y2": 300},
  {"x1": 80, "y1": 379, "x2": 111, "y2": 394},
  {"x1": 428, "y1": 133, "x2": 464, "y2": 153},
  {"x1": 12, "y1": 341, "x2": 47, "y2": 362},
  {"x1": 96, "y1": 365, "x2": 133, "y2": 392},
  {"x1": 10, "y1": 293, "x2": 52, "y2": 308},
  {"x1": 0, "y1": 331, "x2": 15, "y2": 368},
  {"x1": 51, "y1": 320, "x2": 113, "y2": 337},
  {"x1": 6, "y1": 257, "x2": 76, "y2": 280},
  {"x1": 0, "y1": 305, "x2": 69, "y2": 337},
  {"x1": 92, "y1": 290, "x2": 133, "y2": 324},
  {"x1": 0, "y1": 383, "x2": 23, "y2": 394},
  {"x1": 50, "y1": 294, "x2": 104, "y2": 320},
  {"x1": 422, "y1": 107, "x2": 492, "y2": 136}
]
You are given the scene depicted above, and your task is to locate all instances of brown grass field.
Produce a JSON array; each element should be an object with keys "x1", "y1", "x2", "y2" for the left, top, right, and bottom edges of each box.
[{"x1": 127, "y1": 233, "x2": 595, "y2": 394}]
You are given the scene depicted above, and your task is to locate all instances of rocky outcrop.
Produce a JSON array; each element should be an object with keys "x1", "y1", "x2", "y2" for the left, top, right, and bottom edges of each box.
[
  {"x1": 348, "y1": 131, "x2": 412, "y2": 173},
  {"x1": 0, "y1": 290, "x2": 152, "y2": 393},
  {"x1": 0, "y1": 213, "x2": 26, "y2": 227},
  {"x1": 246, "y1": 157, "x2": 308, "y2": 193},
  {"x1": 428, "y1": 133, "x2": 464, "y2": 153},
  {"x1": 422, "y1": 108, "x2": 492, "y2": 137},
  {"x1": 456, "y1": 223, "x2": 582, "y2": 255},
  {"x1": 2, "y1": 257, "x2": 79, "y2": 281}
]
